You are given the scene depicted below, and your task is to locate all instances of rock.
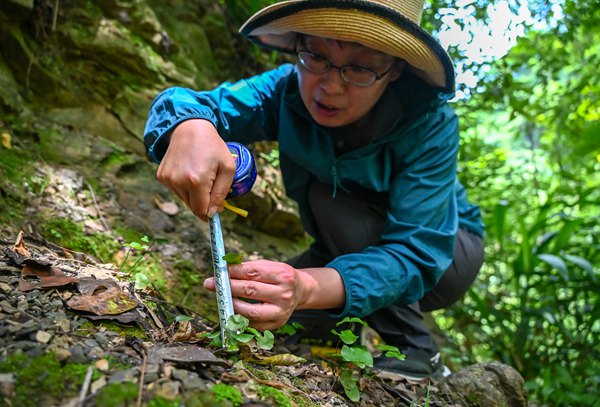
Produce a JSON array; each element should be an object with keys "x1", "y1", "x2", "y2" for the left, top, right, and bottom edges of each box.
[
  {"x1": 0, "y1": 373, "x2": 15, "y2": 399},
  {"x1": 35, "y1": 330, "x2": 53, "y2": 344},
  {"x1": 172, "y1": 368, "x2": 206, "y2": 391},
  {"x1": 441, "y1": 361, "x2": 528, "y2": 407}
]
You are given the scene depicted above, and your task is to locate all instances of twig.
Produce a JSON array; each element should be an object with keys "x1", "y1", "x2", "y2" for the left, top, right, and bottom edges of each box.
[
  {"x1": 136, "y1": 354, "x2": 147, "y2": 407},
  {"x1": 78, "y1": 365, "x2": 94, "y2": 406},
  {"x1": 86, "y1": 182, "x2": 110, "y2": 233},
  {"x1": 134, "y1": 292, "x2": 164, "y2": 330},
  {"x1": 51, "y1": 0, "x2": 59, "y2": 32}
]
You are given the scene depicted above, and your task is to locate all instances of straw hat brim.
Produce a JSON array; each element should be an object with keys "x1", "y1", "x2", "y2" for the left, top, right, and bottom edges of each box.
[{"x1": 240, "y1": 0, "x2": 455, "y2": 92}]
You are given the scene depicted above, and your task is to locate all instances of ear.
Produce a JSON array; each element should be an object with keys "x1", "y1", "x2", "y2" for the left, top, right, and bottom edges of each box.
[{"x1": 389, "y1": 59, "x2": 406, "y2": 82}]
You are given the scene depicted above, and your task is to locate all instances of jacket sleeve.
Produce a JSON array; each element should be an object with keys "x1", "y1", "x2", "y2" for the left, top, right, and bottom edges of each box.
[
  {"x1": 143, "y1": 64, "x2": 294, "y2": 163},
  {"x1": 327, "y1": 104, "x2": 459, "y2": 318}
]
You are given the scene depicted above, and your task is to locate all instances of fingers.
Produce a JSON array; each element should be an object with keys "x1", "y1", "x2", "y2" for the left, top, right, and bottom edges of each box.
[
  {"x1": 232, "y1": 299, "x2": 289, "y2": 331},
  {"x1": 154, "y1": 119, "x2": 238, "y2": 222},
  {"x1": 203, "y1": 278, "x2": 290, "y2": 330}
]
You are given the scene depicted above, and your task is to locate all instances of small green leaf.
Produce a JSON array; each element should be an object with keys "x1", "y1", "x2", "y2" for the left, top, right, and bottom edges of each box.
[
  {"x1": 375, "y1": 344, "x2": 405, "y2": 360},
  {"x1": 141, "y1": 235, "x2": 151, "y2": 243},
  {"x1": 199, "y1": 331, "x2": 222, "y2": 348},
  {"x1": 331, "y1": 329, "x2": 358, "y2": 345},
  {"x1": 255, "y1": 330, "x2": 275, "y2": 350},
  {"x1": 223, "y1": 251, "x2": 245, "y2": 264},
  {"x1": 340, "y1": 345, "x2": 373, "y2": 368},
  {"x1": 227, "y1": 314, "x2": 249, "y2": 331},
  {"x1": 538, "y1": 253, "x2": 569, "y2": 281},
  {"x1": 337, "y1": 317, "x2": 367, "y2": 327},
  {"x1": 340, "y1": 369, "x2": 360, "y2": 402},
  {"x1": 175, "y1": 315, "x2": 193, "y2": 322},
  {"x1": 276, "y1": 322, "x2": 303, "y2": 336},
  {"x1": 230, "y1": 332, "x2": 254, "y2": 343}
]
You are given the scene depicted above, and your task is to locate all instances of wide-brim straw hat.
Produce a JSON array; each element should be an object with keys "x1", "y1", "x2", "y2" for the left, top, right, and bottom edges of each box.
[{"x1": 239, "y1": 0, "x2": 455, "y2": 92}]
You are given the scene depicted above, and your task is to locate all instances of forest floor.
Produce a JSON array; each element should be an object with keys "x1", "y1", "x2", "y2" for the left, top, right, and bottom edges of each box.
[
  {"x1": 0, "y1": 132, "x2": 469, "y2": 406},
  {"x1": 0, "y1": 231, "x2": 463, "y2": 407}
]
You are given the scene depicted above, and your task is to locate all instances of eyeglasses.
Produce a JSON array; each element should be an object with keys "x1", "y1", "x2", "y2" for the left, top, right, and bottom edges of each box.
[{"x1": 296, "y1": 50, "x2": 395, "y2": 87}]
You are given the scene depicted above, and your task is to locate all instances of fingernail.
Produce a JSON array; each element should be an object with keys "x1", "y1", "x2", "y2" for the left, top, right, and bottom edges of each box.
[{"x1": 207, "y1": 206, "x2": 218, "y2": 218}]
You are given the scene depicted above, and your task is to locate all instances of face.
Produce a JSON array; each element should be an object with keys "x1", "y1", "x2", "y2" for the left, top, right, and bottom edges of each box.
[{"x1": 296, "y1": 35, "x2": 404, "y2": 128}]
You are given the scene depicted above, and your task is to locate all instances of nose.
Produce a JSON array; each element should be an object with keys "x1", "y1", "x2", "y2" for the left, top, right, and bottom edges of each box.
[{"x1": 319, "y1": 67, "x2": 346, "y2": 94}]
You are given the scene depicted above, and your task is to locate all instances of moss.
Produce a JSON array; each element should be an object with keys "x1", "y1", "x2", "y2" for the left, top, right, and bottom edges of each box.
[
  {"x1": 95, "y1": 382, "x2": 139, "y2": 407},
  {"x1": 78, "y1": 320, "x2": 149, "y2": 341},
  {"x1": 40, "y1": 217, "x2": 120, "y2": 262},
  {"x1": 0, "y1": 141, "x2": 37, "y2": 226},
  {"x1": 257, "y1": 385, "x2": 292, "y2": 407},
  {"x1": 147, "y1": 397, "x2": 181, "y2": 407},
  {"x1": 211, "y1": 383, "x2": 243, "y2": 407},
  {"x1": 0, "y1": 353, "x2": 94, "y2": 407}
]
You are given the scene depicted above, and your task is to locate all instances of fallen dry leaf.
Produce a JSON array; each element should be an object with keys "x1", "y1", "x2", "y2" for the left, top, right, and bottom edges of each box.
[
  {"x1": 12, "y1": 231, "x2": 30, "y2": 257},
  {"x1": 172, "y1": 321, "x2": 196, "y2": 342},
  {"x1": 67, "y1": 281, "x2": 137, "y2": 315},
  {"x1": 154, "y1": 194, "x2": 179, "y2": 216},
  {"x1": 18, "y1": 262, "x2": 79, "y2": 291},
  {"x1": 240, "y1": 346, "x2": 306, "y2": 366}
]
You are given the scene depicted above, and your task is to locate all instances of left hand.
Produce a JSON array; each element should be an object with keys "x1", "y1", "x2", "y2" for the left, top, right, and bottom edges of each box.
[{"x1": 203, "y1": 260, "x2": 307, "y2": 331}]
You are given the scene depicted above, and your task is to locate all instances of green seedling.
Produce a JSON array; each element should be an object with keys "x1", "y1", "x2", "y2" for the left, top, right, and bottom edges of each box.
[
  {"x1": 330, "y1": 317, "x2": 403, "y2": 403},
  {"x1": 201, "y1": 314, "x2": 275, "y2": 352}
]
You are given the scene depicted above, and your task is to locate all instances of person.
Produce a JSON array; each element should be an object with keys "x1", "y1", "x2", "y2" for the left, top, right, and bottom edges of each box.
[{"x1": 143, "y1": 0, "x2": 484, "y2": 381}]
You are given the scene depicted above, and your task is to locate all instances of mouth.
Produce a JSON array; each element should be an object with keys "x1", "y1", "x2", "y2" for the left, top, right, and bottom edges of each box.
[{"x1": 315, "y1": 100, "x2": 339, "y2": 112}]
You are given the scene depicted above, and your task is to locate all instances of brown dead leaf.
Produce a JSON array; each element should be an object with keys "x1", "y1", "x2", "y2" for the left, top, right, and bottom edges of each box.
[
  {"x1": 154, "y1": 194, "x2": 179, "y2": 216},
  {"x1": 172, "y1": 321, "x2": 196, "y2": 342},
  {"x1": 67, "y1": 281, "x2": 137, "y2": 315},
  {"x1": 240, "y1": 346, "x2": 306, "y2": 366},
  {"x1": 12, "y1": 231, "x2": 30, "y2": 257},
  {"x1": 18, "y1": 262, "x2": 79, "y2": 292}
]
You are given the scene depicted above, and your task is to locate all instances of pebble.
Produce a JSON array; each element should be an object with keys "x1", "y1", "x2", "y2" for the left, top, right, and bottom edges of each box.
[
  {"x1": 0, "y1": 283, "x2": 12, "y2": 293},
  {"x1": 35, "y1": 330, "x2": 53, "y2": 344},
  {"x1": 95, "y1": 359, "x2": 110, "y2": 372}
]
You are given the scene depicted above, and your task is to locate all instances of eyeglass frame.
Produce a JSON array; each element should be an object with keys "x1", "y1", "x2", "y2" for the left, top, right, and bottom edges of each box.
[{"x1": 294, "y1": 48, "x2": 397, "y2": 87}]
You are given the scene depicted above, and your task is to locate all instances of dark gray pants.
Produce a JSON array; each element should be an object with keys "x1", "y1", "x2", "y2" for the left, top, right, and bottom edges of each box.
[{"x1": 287, "y1": 181, "x2": 484, "y2": 353}]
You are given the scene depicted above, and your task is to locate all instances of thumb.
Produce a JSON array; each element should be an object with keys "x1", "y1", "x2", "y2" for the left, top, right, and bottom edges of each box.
[{"x1": 207, "y1": 160, "x2": 236, "y2": 216}]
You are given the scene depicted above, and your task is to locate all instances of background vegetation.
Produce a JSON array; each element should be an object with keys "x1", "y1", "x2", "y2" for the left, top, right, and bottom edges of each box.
[{"x1": 0, "y1": 0, "x2": 598, "y2": 405}]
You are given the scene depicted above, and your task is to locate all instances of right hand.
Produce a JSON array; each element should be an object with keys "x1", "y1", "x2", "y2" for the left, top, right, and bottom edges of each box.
[{"x1": 156, "y1": 119, "x2": 236, "y2": 222}]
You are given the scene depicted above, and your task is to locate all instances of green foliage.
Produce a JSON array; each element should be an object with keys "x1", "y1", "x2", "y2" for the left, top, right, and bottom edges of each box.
[
  {"x1": 95, "y1": 382, "x2": 139, "y2": 407},
  {"x1": 223, "y1": 251, "x2": 245, "y2": 264},
  {"x1": 329, "y1": 318, "x2": 403, "y2": 402},
  {"x1": 120, "y1": 235, "x2": 168, "y2": 289},
  {"x1": 202, "y1": 315, "x2": 275, "y2": 352},
  {"x1": 42, "y1": 217, "x2": 120, "y2": 262},
  {"x1": 257, "y1": 385, "x2": 292, "y2": 407},
  {"x1": 441, "y1": 3, "x2": 600, "y2": 404},
  {"x1": 0, "y1": 353, "x2": 96, "y2": 407},
  {"x1": 211, "y1": 383, "x2": 243, "y2": 406}
]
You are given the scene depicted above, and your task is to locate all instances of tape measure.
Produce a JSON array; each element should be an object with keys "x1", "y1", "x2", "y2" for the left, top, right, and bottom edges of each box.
[
  {"x1": 226, "y1": 142, "x2": 257, "y2": 199},
  {"x1": 210, "y1": 142, "x2": 256, "y2": 348}
]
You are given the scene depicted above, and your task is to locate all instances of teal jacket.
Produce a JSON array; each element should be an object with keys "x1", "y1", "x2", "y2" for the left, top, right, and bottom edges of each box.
[{"x1": 144, "y1": 64, "x2": 483, "y2": 318}]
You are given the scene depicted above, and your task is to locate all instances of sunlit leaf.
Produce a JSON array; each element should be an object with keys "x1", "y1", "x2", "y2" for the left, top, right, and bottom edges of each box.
[
  {"x1": 336, "y1": 317, "x2": 367, "y2": 327},
  {"x1": 223, "y1": 251, "x2": 245, "y2": 264},
  {"x1": 331, "y1": 329, "x2": 358, "y2": 345},
  {"x1": 538, "y1": 253, "x2": 569, "y2": 281},
  {"x1": 340, "y1": 345, "x2": 373, "y2": 368},
  {"x1": 227, "y1": 314, "x2": 249, "y2": 331}
]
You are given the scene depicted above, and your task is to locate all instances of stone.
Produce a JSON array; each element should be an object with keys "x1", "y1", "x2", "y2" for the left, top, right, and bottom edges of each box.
[
  {"x1": 35, "y1": 330, "x2": 53, "y2": 344},
  {"x1": 441, "y1": 361, "x2": 528, "y2": 407},
  {"x1": 172, "y1": 368, "x2": 205, "y2": 391}
]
